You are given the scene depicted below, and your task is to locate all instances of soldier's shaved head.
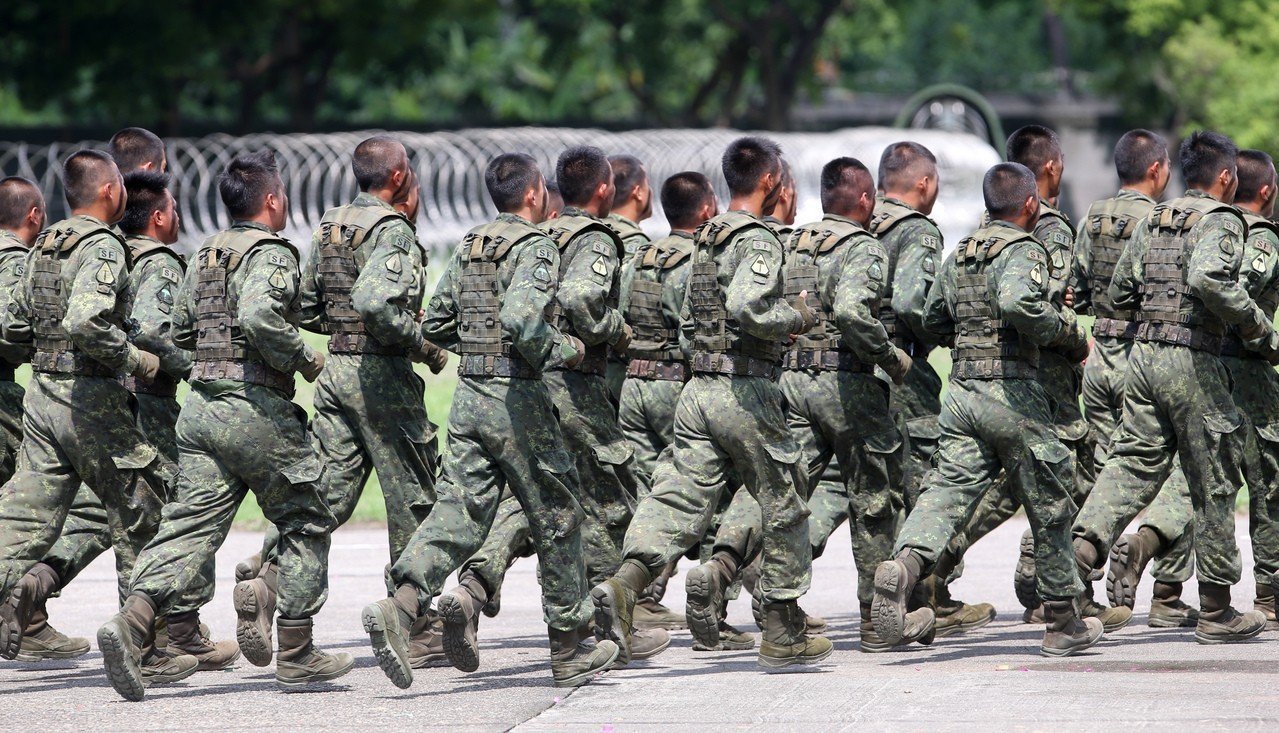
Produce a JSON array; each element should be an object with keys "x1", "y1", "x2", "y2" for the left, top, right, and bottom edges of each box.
[
  {"x1": 609, "y1": 155, "x2": 647, "y2": 208},
  {"x1": 984, "y1": 163, "x2": 1038, "y2": 219},
  {"x1": 723, "y1": 136, "x2": 782, "y2": 196},
  {"x1": 1235, "y1": 149, "x2": 1276, "y2": 204},
  {"x1": 1180, "y1": 131, "x2": 1238, "y2": 189},
  {"x1": 819, "y1": 157, "x2": 874, "y2": 217},
  {"x1": 108, "y1": 127, "x2": 166, "y2": 173},
  {"x1": 353, "y1": 135, "x2": 408, "y2": 192},
  {"x1": 63, "y1": 149, "x2": 121, "y2": 209},
  {"x1": 1113, "y1": 130, "x2": 1168, "y2": 185},
  {"x1": 0, "y1": 176, "x2": 44, "y2": 231},
  {"x1": 661, "y1": 172, "x2": 715, "y2": 230},
  {"x1": 557, "y1": 146, "x2": 612, "y2": 207},
  {"x1": 878, "y1": 142, "x2": 937, "y2": 194},
  {"x1": 120, "y1": 170, "x2": 172, "y2": 236},
  {"x1": 1006, "y1": 125, "x2": 1061, "y2": 175},
  {"x1": 486, "y1": 153, "x2": 542, "y2": 213}
]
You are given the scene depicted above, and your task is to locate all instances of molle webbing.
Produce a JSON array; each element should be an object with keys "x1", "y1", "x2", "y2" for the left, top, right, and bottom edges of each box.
[
  {"x1": 951, "y1": 230, "x2": 1039, "y2": 379},
  {"x1": 30, "y1": 222, "x2": 122, "y2": 377},
  {"x1": 456, "y1": 219, "x2": 544, "y2": 378},
  {"x1": 689, "y1": 211, "x2": 785, "y2": 364},
  {"x1": 782, "y1": 220, "x2": 871, "y2": 370},
  {"x1": 316, "y1": 205, "x2": 405, "y2": 355},
  {"x1": 625, "y1": 239, "x2": 690, "y2": 361}
]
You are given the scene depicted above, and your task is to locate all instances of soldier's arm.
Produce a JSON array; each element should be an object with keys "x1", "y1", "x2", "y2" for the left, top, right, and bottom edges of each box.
[
  {"x1": 130, "y1": 253, "x2": 193, "y2": 379},
  {"x1": 833, "y1": 239, "x2": 895, "y2": 368},
  {"x1": 64, "y1": 234, "x2": 143, "y2": 373},
  {"x1": 890, "y1": 220, "x2": 942, "y2": 349},
  {"x1": 997, "y1": 241, "x2": 1080, "y2": 348},
  {"x1": 297, "y1": 229, "x2": 325, "y2": 333},
  {"x1": 726, "y1": 231, "x2": 803, "y2": 339},
  {"x1": 238, "y1": 244, "x2": 317, "y2": 374},
  {"x1": 1241, "y1": 229, "x2": 1279, "y2": 356},
  {"x1": 1071, "y1": 224, "x2": 1095, "y2": 314},
  {"x1": 353, "y1": 221, "x2": 427, "y2": 352},
  {"x1": 922, "y1": 250, "x2": 957, "y2": 345},
  {"x1": 422, "y1": 241, "x2": 463, "y2": 352},
  {"x1": 504, "y1": 240, "x2": 577, "y2": 369},
  {"x1": 0, "y1": 250, "x2": 32, "y2": 365},
  {"x1": 170, "y1": 259, "x2": 199, "y2": 351},
  {"x1": 1034, "y1": 216, "x2": 1074, "y2": 304},
  {"x1": 617, "y1": 253, "x2": 638, "y2": 321},
  {"x1": 1189, "y1": 212, "x2": 1272, "y2": 337},
  {"x1": 557, "y1": 231, "x2": 626, "y2": 347}
]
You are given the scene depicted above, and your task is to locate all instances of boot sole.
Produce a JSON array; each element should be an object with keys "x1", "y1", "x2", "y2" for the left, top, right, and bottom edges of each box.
[
  {"x1": 362, "y1": 603, "x2": 413, "y2": 689},
  {"x1": 437, "y1": 592, "x2": 480, "y2": 673},
  {"x1": 684, "y1": 565, "x2": 721, "y2": 650},
  {"x1": 0, "y1": 579, "x2": 37, "y2": 660},
  {"x1": 1106, "y1": 535, "x2": 1143, "y2": 609},
  {"x1": 276, "y1": 657, "x2": 355, "y2": 691},
  {"x1": 1149, "y1": 614, "x2": 1198, "y2": 628},
  {"x1": 552, "y1": 644, "x2": 621, "y2": 688},
  {"x1": 589, "y1": 582, "x2": 632, "y2": 664},
  {"x1": 1195, "y1": 625, "x2": 1265, "y2": 645},
  {"x1": 98, "y1": 619, "x2": 145, "y2": 702},
  {"x1": 15, "y1": 642, "x2": 92, "y2": 661},
  {"x1": 1014, "y1": 532, "x2": 1040, "y2": 611},
  {"x1": 409, "y1": 655, "x2": 453, "y2": 669},
  {"x1": 758, "y1": 644, "x2": 834, "y2": 668},
  {"x1": 142, "y1": 662, "x2": 199, "y2": 685},
  {"x1": 233, "y1": 581, "x2": 273, "y2": 667},
  {"x1": 871, "y1": 562, "x2": 908, "y2": 644},
  {"x1": 934, "y1": 610, "x2": 996, "y2": 638}
]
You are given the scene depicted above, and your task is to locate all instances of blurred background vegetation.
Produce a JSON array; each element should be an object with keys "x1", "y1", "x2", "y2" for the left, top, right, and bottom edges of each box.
[{"x1": 1, "y1": 0, "x2": 1276, "y2": 153}]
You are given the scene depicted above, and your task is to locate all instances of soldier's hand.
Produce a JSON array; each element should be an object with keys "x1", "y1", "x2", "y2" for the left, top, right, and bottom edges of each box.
[
  {"x1": 883, "y1": 346, "x2": 913, "y2": 386},
  {"x1": 612, "y1": 323, "x2": 633, "y2": 357},
  {"x1": 561, "y1": 335, "x2": 586, "y2": 368},
  {"x1": 413, "y1": 341, "x2": 449, "y2": 374},
  {"x1": 132, "y1": 350, "x2": 161, "y2": 382},
  {"x1": 416, "y1": 308, "x2": 426, "y2": 323},
  {"x1": 300, "y1": 350, "x2": 326, "y2": 383},
  {"x1": 793, "y1": 290, "x2": 817, "y2": 335},
  {"x1": 1064, "y1": 287, "x2": 1076, "y2": 310}
]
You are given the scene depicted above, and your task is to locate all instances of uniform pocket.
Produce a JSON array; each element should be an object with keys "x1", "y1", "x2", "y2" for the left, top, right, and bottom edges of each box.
[
  {"x1": 856, "y1": 427, "x2": 904, "y2": 518},
  {"x1": 111, "y1": 442, "x2": 158, "y2": 470},
  {"x1": 401, "y1": 418, "x2": 441, "y2": 501},
  {"x1": 1028, "y1": 439, "x2": 1072, "y2": 464},
  {"x1": 536, "y1": 448, "x2": 576, "y2": 476},
  {"x1": 1203, "y1": 411, "x2": 1246, "y2": 497},
  {"x1": 1252, "y1": 423, "x2": 1279, "y2": 500},
  {"x1": 905, "y1": 416, "x2": 941, "y2": 442},
  {"x1": 592, "y1": 439, "x2": 635, "y2": 466},
  {"x1": 763, "y1": 439, "x2": 802, "y2": 465},
  {"x1": 281, "y1": 453, "x2": 324, "y2": 488}
]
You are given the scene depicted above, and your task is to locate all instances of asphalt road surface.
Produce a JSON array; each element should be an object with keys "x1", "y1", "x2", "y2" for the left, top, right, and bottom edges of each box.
[{"x1": 2, "y1": 515, "x2": 1275, "y2": 732}]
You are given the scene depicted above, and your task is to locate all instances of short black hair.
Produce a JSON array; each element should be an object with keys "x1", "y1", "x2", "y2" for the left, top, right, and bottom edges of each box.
[
  {"x1": 819, "y1": 157, "x2": 874, "y2": 215},
  {"x1": 1180, "y1": 130, "x2": 1239, "y2": 189},
  {"x1": 485, "y1": 153, "x2": 542, "y2": 213},
  {"x1": 1235, "y1": 149, "x2": 1276, "y2": 204},
  {"x1": 1114, "y1": 129, "x2": 1168, "y2": 185},
  {"x1": 984, "y1": 162, "x2": 1038, "y2": 219},
  {"x1": 1005, "y1": 125, "x2": 1061, "y2": 175},
  {"x1": 218, "y1": 150, "x2": 282, "y2": 220},
  {"x1": 779, "y1": 159, "x2": 795, "y2": 190},
  {"x1": 0, "y1": 177, "x2": 44, "y2": 230},
  {"x1": 63, "y1": 149, "x2": 119, "y2": 209},
  {"x1": 119, "y1": 170, "x2": 171, "y2": 236},
  {"x1": 878, "y1": 141, "x2": 937, "y2": 193},
  {"x1": 556, "y1": 146, "x2": 611, "y2": 206},
  {"x1": 108, "y1": 127, "x2": 165, "y2": 173},
  {"x1": 352, "y1": 135, "x2": 407, "y2": 192},
  {"x1": 546, "y1": 180, "x2": 563, "y2": 210},
  {"x1": 660, "y1": 171, "x2": 715, "y2": 229},
  {"x1": 723, "y1": 136, "x2": 782, "y2": 196},
  {"x1": 609, "y1": 154, "x2": 647, "y2": 209}
]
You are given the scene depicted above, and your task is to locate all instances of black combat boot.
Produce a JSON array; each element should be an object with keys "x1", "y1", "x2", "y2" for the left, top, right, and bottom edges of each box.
[
  {"x1": 1, "y1": 562, "x2": 59, "y2": 660},
  {"x1": 1040, "y1": 598, "x2": 1103, "y2": 656},
  {"x1": 1196, "y1": 582, "x2": 1265, "y2": 644},
  {"x1": 275, "y1": 617, "x2": 354, "y2": 691},
  {"x1": 362, "y1": 584, "x2": 420, "y2": 689},
  {"x1": 1106, "y1": 527, "x2": 1162, "y2": 608},
  {"x1": 437, "y1": 571, "x2": 489, "y2": 672},
  {"x1": 590, "y1": 559, "x2": 650, "y2": 664}
]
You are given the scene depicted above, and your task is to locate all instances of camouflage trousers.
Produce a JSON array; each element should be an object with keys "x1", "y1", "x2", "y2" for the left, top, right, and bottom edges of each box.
[
  {"x1": 617, "y1": 376, "x2": 684, "y2": 490},
  {"x1": 0, "y1": 379, "x2": 24, "y2": 484},
  {"x1": 1074, "y1": 342, "x2": 1246, "y2": 587},
  {"x1": 0, "y1": 375, "x2": 170, "y2": 604},
  {"x1": 390, "y1": 376, "x2": 592, "y2": 632},
  {"x1": 896, "y1": 376, "x2": 1083, "y2": 600},
  {"x1": 260, "y1": 355, "x2": 438, "y2": 573},
  {"x1": 130, "y1": 383, "x2": 336, "y2": 618},
  {"x1": 621, "y1": 373, "x2": 812, "y2": 602},
  {"x1": 545, "y1": 369, "x2": 639, "y2": 586}
]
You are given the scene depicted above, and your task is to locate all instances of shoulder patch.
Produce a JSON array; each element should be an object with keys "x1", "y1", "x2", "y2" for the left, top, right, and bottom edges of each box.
[
  {"x1": 1223, "y1": 219, "x2": 1243, "y2": 238},
  {"x1": 391, "y1": 232, "x2": 415, "y2": 252},
  {"x1": 592, "y1": 241, "x2": 611, "y2": 256},
  {"x1": 591, "y1": 256, "x2": 608, "y2": 278},
  {"x1": 95, "y1": 261, "x2": 116, "y2": 286},
  {"x1": 751, "y1": 254, "x2": 770, "y2": 278},
  {"x1": 1051, "y1": 231, "x2": 1071, "y2": 249},
  {"x1": 268, "y1": 252, "x2": 291, "y2": 268},
  {"x1": 160, "y1": 266, "x2": 181, "y2": 283},
  {"x1": 1030, "y1": 264, "x2": 1044, "y2": 286},
  {"x1": 535, "y1": 245, "x2": 554, "y2": 262},
  {"x1": 268, "y1": 267, "x2": 288, "y2": 291},
  {"x1": 752, "y1": 240, "x2": 773, "y2": 251},
  {"x1": 157, "y1": 283, "x2": 174, "y2": 310},
  {"x1": 923, "y1": 235, "x2": 940, "y2": 251},
  {"x1": 97, "y1": 246, "x2": 118, "y2": 262},
  {"x1": 384, "y1": 253, "x2": 402, "y2": 275},
  {"x1": 14, "y1": 264, "x2": 24, "y2": 277},
  {"x1": 868, "y1": 261, "x2": 884, "y2": 282}
]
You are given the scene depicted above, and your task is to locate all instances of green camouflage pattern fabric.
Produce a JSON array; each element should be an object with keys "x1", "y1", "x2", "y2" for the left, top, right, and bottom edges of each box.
[
  {"x1": 896, "y1": 220, "x2": 1086, "y2": 600},
  {"x1": 458, "y1": 488, "x2": 533, "y2": 599},
  {"x1": 0, "y1": 231, "x2": 29, "y2": 482},
  {"x1": 390, "y1": 213, "x2": 592, "y2": 632},
  {"x1": 0, "y1": 217, "x2": 171, "y2": 603},
  {"x1": 129, "y1": 222, "x2": 336, "y2": 618},
  {"x1": 1072, "y1": 191, "x2": 1277, "y2": 587},
  {"x1": 620, "y1": 210, "x2": 813, "y2": 602}
]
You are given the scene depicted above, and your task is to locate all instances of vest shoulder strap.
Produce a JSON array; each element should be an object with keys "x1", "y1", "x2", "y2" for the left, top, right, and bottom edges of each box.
[
  {"x1": 639, "y1": 235, "x2": 694, "y2": 270},
  {"x1": 1244, "y1": 213, "x2": 1279, "y2": 249},
  {"x1": 792, "y1": 219, "x2": 870, "y2": 256},
  {"x1": 128, "y1": 238, "x2": 185, "y2": 271},
  {"x1": 36, "y1": 219, "x2": 125, "y2": 261},
  {"x1": 1038, "y1": 202, "x2": 1076, "y2": 237},
  {"x1": 464, "y1": 218, "x2": 546, "y2": 263},
  {"x1": 546, "y1": 215, "x2": 624, "y2": 255},
  {"x1": 693, "y1": 211, "x2": 770, "y2": 250},
  {"x1": 320, "y1": 203, "x2": 405, "y2": 236},
  {"x1": 869, "y1": 199, "x2": 930, "y2": 236},
  {"x1": 201, "y1": 229, "x2": 296, "y2": 273},
  {"x1": 957, "y1": 226, "x2": 1037, "y2": 265}
]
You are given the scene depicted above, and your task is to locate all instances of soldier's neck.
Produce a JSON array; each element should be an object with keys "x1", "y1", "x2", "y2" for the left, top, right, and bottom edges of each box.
[
  {"x1": 70, "y1": 206, "x2": 112, "y2": 224},
  {"x1": 1121, "y1": 182, "x2": 1161, "y2": 200},
  {"x1": 882, "y1": 190, "x2": 922, "y2": 212},
  {"x1": 1237, "y1": 199, "x2": 1269, "y2": 217},
  {"x1": 728, "y1": 196, "x2": 764, "y2": 217}
]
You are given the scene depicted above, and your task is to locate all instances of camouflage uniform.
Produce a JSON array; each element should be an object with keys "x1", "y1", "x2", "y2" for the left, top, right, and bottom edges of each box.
[
  {"x1": 0, "y1": 230, "x2": 29, "y2": 483},
  {"x1": 895, "y1": 220, "x2": 1086, "y2": 601},
  {"x1": 0, "y1": 216, "x2": 171, "y2": 604},
  {"x1": 605, "y1": 213, "x2": 650, "y2": 402},
  {"x1": 389, "y1": 213, "x2": 592, "y2": 632},
  {"x1": 1072, "y1": 191, "x2": 1276, "y2": 588},
  {"x1": 542, "y1": 208, "x2": 639, "y2": 586},
  {"x1": 128, "y1": 221, "x2": 335, "y2": 619},
  {"x1": 619, "y1": 210, "x2": 812, "y2": 602},
  {"x1": 258, "y1": 193, "x2": 437, "y2": 570}
]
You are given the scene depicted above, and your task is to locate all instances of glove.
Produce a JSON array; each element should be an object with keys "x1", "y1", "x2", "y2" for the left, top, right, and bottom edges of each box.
[
  {"x1": 131, "y1": 350, "x2": 160, "y2": 382},
  {"x1": 560, "y1": 335, "x2": 586, "y2": 369},
  {"x1": 793, "y1": 290, "x2": 817, "y2": 334},
  {"x1": 612, "y1": 324, "x2": 633, "y2": 357},
  {"x1": 300, "y1": 349, "x2": 326, "y2": 383},
  {"x1": 882, "y1": 346, "x2": 913, "y2": 386},
  {"x1": 413, "y1": 341, "x2": 449, "y2": 374}
]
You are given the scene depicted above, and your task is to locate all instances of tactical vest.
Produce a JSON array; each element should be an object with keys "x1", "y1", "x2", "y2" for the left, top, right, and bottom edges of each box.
[
  {"x1": 29, "y1": 218, "x2": 128, "y2": 377},
  {"x1": 951, "y1": 227, "x2": 1041, "y2": 379},
  {"x1": 122, "y1": 238, "x2": 186, "y2": 397},
  {"x1": 456, "y1": 218, "x2": 549, "y2": 378},
  {"x1": 544, "y1": 214, "x2": 624, "y2": 374},
  {"x1": 1135, "y1": 196, "x2": 1245, "y2": 354},
  {"x1": 1083, "y1": 195, "x2": 1151, "y2": 339},
  {"x1": 1223, "y1": 214, "x2": 1279, "y2": 359},
  {"x1": 625, "y1": 234, "x2": 690, "y2": 363},
  {"x1": 315, "y1": 204, "x2": 407, "y2": 355},
  {"x1": 869, "y1": 200, "x2": 931, "y2": 350},
  {"x1": 189, "y1": 228, "x2": 298, "y2": 391},
  {"x1": 781, "y1": 219, "x2": 875, "y2": 373},
  {"x1": 688, "y1": 211, "x2": 786, "y2": 378}
]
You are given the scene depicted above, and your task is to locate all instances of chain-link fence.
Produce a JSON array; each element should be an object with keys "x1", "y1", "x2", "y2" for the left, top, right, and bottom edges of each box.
[{"x1": 1, "y1": 126, "x2": 999, "y2": 257}]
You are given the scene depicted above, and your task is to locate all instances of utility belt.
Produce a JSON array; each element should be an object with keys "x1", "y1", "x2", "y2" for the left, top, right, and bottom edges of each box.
[
  {"x1": 551, "y1": 343, "x2": 607, "y2": 376},
  {"x1": 456, "y1": 353, "x2": 540, "y2": 379},
  {"x1": 122, "y1": 371, "x2": 180, "y2": 397},
  {"x1": 782, "y1": 349, "x2": 872, "y2": 373},
  {"x1": 625, "y1": 359, "x2": 689, "y2": 382},
  {"x1": 950, "y1": 358, "x2": 1038, "y2": 380},
  {"x1": 1092, "y1": 317, "x2": 1140, "y2": 341},
  {"x1": 190, "y1": 359, "x2": 294, "y2": 392},
  {"x1": 32, "y1": 349, "x2": 116, "y2": 378},
  {"x1": 1219, "y1": 335, "x2": 1266, "y2": 360},
  {"x1": 691, "y1": 352, "x2": 780, "y2": 381},
  {"x1": 327, "y1": 331, "x2": 407, "y2": 357},
  {"x1": 1137, "y1": 321, "x2": 1223, "y2": 355}
]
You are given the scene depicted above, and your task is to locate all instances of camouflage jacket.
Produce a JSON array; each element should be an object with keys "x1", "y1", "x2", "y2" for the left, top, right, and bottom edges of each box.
[
  {"x1": 606, "y1": 212, "x2": 650, "y2": 269},
  {"x1": 126, "y1": 235, "x2": 192, "y2": 380},
  {"x1": 1069, "y1": 188, "x2": 1155, "y2": 316},
  {"x1": 550, "y1": 206, "x2": 627, "y2": 347},
  {"x1": 618, "y1": 230, "x2": 694, "y2": 360},
  {"x1": 0, "y1": 229, "x2": 30, "y2": 368},
  {"x1": 877, "y1": 197, "x2": 944, "y2": 352}
]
